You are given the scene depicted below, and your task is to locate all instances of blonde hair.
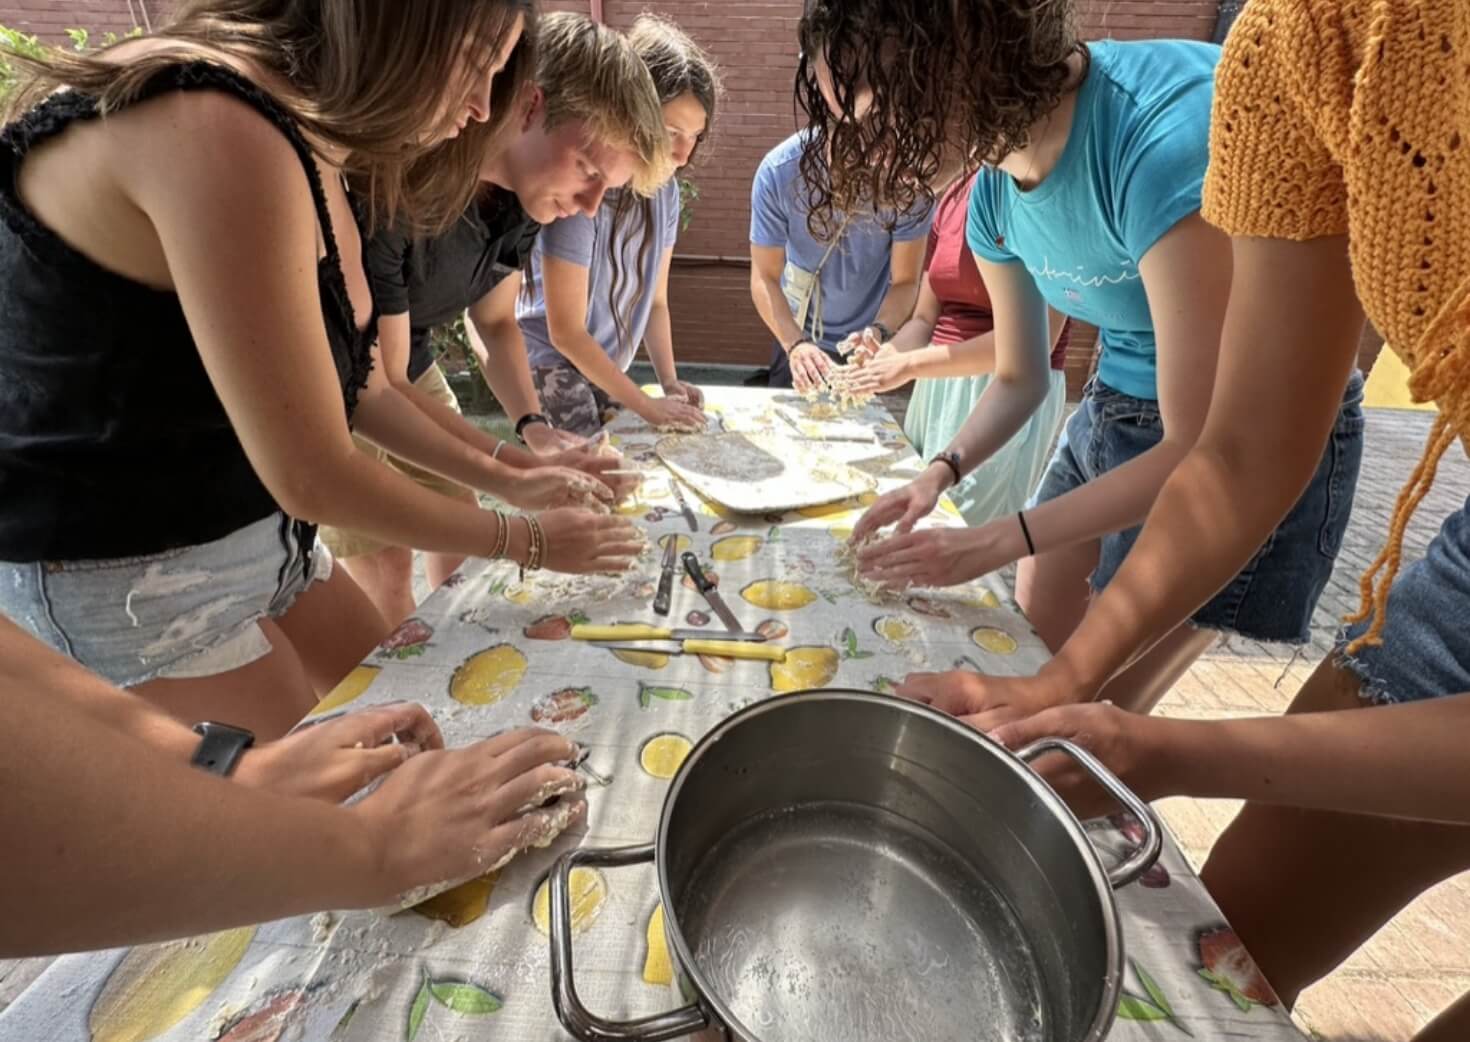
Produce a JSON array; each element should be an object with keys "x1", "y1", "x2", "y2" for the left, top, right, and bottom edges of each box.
[
  {"x1": 1, "y1": 0, "x2": 532, "y2": 233},
  {"x1": 534, "y1": 11, "x2": 673, "y2": 197}
]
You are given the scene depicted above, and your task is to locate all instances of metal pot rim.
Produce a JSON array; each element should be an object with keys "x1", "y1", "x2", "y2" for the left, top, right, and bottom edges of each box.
[{"x1": 654, "y1": 687, "x2": 1125, "y2": 1042}]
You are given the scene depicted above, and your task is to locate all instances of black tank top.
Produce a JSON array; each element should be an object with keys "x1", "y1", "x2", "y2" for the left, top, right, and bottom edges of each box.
[{"x1": 0, "y1": 62, "x2": 377, "y2": 562}]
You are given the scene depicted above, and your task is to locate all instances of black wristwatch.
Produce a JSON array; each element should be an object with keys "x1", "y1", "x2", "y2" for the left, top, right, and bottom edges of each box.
[
  {"x1": 514, "y1": 413, "x2": 550, "y2": 443},
  {"x1": 190, "y1": 721, "x2": 255, "y2": 777},
  {"x1": 931, "y1": 450, "x2": 964, "y2": 489},
  {"x1": 869, "y1": 321, "x2": 895, "y2": 342}
]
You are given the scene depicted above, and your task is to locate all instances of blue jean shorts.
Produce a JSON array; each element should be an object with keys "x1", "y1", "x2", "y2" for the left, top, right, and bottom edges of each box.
[
  {"x1": 0, "y1": 513, "x2": 331, "y2": 687},
  {"x1": 1030, "y1": 372, "x2": 1366, "y2": 643},
  {"x1": 1341, "y1": 492, "x2": 1470, "y2": 705}
]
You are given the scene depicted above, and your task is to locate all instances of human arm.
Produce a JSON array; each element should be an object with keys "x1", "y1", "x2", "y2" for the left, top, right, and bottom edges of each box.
[
  {"x1": 464, "y1": 273, "x2": 584, "y2": 455},
  {"x1": 541, "y1": 251, "x2": 704, "y2": 430},
  {"x1": 643, "y1": 246, "x2": 702, "y2": 408},
  {"x1": 851, "y1": 256, "x2": 1053, "y2": 540},
  {"x1": 858, "y1": 213, "x2": 1231, "y2": 586},
  {"x1": 749, "y1": 242, "x2": 832, "y2": 391},
  {"x1": 352, "y1": 328, "x2": 613, "y2": 511},
  {"x1": 0, "y1": 648, "x2": 587, "y2": 955},
  {"x1": 988, "y1": 695, "x2": 1470, "y2": 825},
  {"x1": 892, "y1": 236, "x2": 1364, "y2": 727},
  {"x1": 0, "y1": 615, "x2": 444, "y2": 802},
  {"x1": 129, "y1": 95, "x2": 637, "y2": 570}
]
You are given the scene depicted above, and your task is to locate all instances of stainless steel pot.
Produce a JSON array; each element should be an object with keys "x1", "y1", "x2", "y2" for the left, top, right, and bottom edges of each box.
[{"x1": 550, "y1": 689, "x2": 1160, "y2": 1042}]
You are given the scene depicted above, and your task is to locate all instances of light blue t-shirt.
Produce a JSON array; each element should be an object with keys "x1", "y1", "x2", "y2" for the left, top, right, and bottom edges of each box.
[
  {"x1": 750, "y1": 131, "x2": 933, "y2": 351},
  {"x1": 966, "y1": 40, "x2": 1220, "y2": 401},
  {"x1": 518, "y1": 178, "x2": 681, "y2": 371}
]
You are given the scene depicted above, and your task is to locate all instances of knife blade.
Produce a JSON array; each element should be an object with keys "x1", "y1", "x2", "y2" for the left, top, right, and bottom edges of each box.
[
  {"x1": 602, "y1": 640, "x2": 787, "y2": 662},
  {"x1": 681, "y1": 553, "x2": 747, "y2": 634},
  {"x1": 572, "y1": 623, "x2": 767, "y2": 643},
  {"x1": 668, "y1": 479, "x2": 699, "y2": 532},
  {"x1": 652, "y1": 539, "x2": 678, "y2": 616}
]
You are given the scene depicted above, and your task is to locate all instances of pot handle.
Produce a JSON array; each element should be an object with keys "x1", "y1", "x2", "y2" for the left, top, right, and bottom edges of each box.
[
  {"x1": 550, "y1": 844, "x2": 712, "y2": 1042},
  {"x1": 1017, "y1": 737, "x2": 1162, "y2": 889}
]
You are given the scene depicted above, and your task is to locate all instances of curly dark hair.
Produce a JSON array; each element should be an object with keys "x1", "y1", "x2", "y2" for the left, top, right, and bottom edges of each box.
[{"x1": 796, "y1": 0, "x2": 1083, "y2": 239}]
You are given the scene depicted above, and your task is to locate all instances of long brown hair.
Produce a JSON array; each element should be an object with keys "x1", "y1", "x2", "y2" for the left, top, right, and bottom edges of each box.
[
  {"x1": 2, "y1": 0, "x2": 533, "y2": 232},
  {"x1": 796, "y1": 0, "x2": 1082, "y2": 239},
  {"x1": 606, "y1": 14, "x2": 722, "y2": 360}
]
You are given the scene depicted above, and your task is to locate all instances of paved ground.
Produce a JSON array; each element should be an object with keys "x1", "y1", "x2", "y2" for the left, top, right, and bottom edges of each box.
[{"x1": 1150, "y1": 410, "x2": 1469, "y2": 1041}]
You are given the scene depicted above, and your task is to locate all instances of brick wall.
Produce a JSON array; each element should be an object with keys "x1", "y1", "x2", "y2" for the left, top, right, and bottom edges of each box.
[
  {"x1": 3, "y1": 0, "x2": 157, "y2": 39},
  {"x1": 8, "y1": 0, "x2": 1309, "y2": 394}
]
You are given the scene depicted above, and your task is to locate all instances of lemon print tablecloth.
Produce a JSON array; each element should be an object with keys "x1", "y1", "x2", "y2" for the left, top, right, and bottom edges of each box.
[{"x1": 0, "y1": 388, "x2": 1304, "y2": 1041}]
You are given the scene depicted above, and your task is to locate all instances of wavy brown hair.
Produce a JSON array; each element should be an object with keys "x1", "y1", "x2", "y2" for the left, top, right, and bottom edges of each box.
[
  {"x1": 796, "y1": 0, "x2": 1082, "y2": 239},
  {"x1": 605, "y1": 14, "x2": 722, "y2": 360},
  {"x1": 1, "y1": 0, "x2": 533, "y2": 233}
]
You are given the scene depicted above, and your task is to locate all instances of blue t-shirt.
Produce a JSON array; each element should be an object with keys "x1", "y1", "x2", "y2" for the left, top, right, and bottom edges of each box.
[
  {"x1": 966, "y1": 40, "x2": 1220, "y2": 401},
  {"x1": 750, "y1": 131, "x2": 933, "y2": 351},
  {"x1": 518, "y1": 178, "x2": 681, "y2": 372}
]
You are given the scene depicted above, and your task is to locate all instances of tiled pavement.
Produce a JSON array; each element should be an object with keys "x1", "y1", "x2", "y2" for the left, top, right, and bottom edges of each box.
[{"x1": 1151, "y1": 410, "x2": 1470, "y2": 1040}]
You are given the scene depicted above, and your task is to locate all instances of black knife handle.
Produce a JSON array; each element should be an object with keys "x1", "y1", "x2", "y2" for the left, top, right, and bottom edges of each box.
[
  {"x1": 653, "y1": 566, "x2": 674, "y2": 616},
  {"x1": 681, "y1": 552, "x2": 716, "y2": 593}
]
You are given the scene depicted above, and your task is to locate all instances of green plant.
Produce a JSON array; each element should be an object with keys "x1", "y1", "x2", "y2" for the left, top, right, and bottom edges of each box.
[
  {"x1": 430, "y1": 316, "x2": 501, "y2": 415},
  {"x1": 677, "y1": 176, "x2": 699, "y2": 232},
  {"x1": 1, "y1": 24, "x2": 141, "y2": 101}
]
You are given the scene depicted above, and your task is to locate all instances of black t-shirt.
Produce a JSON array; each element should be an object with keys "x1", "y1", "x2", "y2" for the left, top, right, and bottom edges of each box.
[{"x1": 365, "y1": 188, "x2": 540, "y2": 381}]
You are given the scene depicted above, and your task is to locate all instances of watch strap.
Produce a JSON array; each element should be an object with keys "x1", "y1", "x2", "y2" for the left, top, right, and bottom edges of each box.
[
  {"x1": 514, "y1": 413, "x2": 550, "y2": 442},
  {"x1": 190, "y1": 722, "x2": 255, "y2": 777}
]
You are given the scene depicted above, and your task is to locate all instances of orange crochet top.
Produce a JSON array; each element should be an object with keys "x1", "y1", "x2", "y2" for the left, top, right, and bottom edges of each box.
[{"x1": 1202, "y1": 0, "x2": 1470, "y2": 648}]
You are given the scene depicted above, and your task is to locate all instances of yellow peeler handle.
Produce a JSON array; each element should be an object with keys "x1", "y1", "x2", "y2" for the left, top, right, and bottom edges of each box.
[
  {"x1": 572, "y1": 624, "x2": 672, "y2": 642},
  {"x1": 683, "y1": 640, "x2": 787, "y2": 662}
]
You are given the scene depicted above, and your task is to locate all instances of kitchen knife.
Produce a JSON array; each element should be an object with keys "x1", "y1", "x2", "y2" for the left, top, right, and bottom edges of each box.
[
  {"x1": 652, "y1": 539, "x2": 678, "y2": 616},
  {"x1": 681, "y1": 553, "x2": 747, "y2": 634},
  {"x1": 602, "y1": 640, "x2": 787, "y2": 662},
  {"x1": 669, "y1": 479, "x2": 699, "y2": 532},
  {"x1": 571, "y1": 623, "x2": 767, "y2": 643}
]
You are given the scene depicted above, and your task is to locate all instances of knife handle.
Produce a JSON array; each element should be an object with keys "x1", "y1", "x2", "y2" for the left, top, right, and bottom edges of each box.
[
  {"x1": 572, "y1": 624, "x2": 672, "y2": 642},
  {"x1": 683, "y1": 640, "x2": 787, "y2": 662},
  {"x1": 653, "y1": 567, "x2": 674, "y2": 616},
  {"x1": 681, "y1": 552, "x2": 716, "y2": 594}
]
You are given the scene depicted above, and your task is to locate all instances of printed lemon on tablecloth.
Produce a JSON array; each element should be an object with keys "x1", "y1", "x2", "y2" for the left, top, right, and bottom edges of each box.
[
  {"x1": 657, "y1": 532, "x2": 693, "y2": 555},
  {"x1": 873, "y1": 615, "x2": 920, "y2": 642},
  {"x1": 971, "y1": 627, "x2": 1020, "y2": 655},
  {"x1": 796, "y1": 500, "x2": 858, "y2": 522},
  {"x1": 88, "y1": 926, "x2": 256, "y2": 1042},
  {"x1": 961, "y1": 588, "x2": 1003, "y2": 609},
  {"x1": 532, "y1": 868, "x2": 608, "y2": 937},
  {"x1": 449, "y1": 645, "x2": 528, "y2": 706},
  {"x1": 640, "y1": 733, "x2": 693, "y2": 779},
  {"x1": 741, "y1": 579, "x2": 817, "y2": 612},
  {"x1": 936, "y1": 499, "x2": 962, "y2": 519},
  {"x1": 770, "y1": 646, "x2": 840, "y2": 693},
  {"x1": 614, "y1": 649, "x2": 672, "y2": 670},
  {"x1": 309, "y1": 664, "x2": 380, "y2": 716},
  {"x1": 710, "y1": 535, "x2": 763, "y2": 561},
  {"x1": 643, "y1": 904, "x2": 673, "y2": 985},
  {"x1": 828, "y1": 524, "x2": 854, "y2": 542},
  {"x1": 413, "y1": 872, "x2": 501, "y2": 928}
]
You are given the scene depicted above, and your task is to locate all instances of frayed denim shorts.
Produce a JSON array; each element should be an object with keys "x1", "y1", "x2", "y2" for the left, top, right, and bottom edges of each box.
[
  {"x1": 1030, "y1": 372, "x2": 1365, "y2": 643},
  {"x1": 1340, "y1": 491, "x2": 1470, "y2": 705},
  {"x1": 0, "y1": 512, "x2": 331, "y2": 687}
]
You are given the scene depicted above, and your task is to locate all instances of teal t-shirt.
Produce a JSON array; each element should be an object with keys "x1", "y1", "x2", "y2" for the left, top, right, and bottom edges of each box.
[{"x1": 966, "y1": 39, "x2": 1220, "y2": 401}]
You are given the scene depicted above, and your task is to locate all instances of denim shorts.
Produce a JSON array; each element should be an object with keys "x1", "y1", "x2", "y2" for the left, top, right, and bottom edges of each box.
[
  {"x1": 1030, "y1": 372, "x2": 1365, "y2": 643},
  {"x1": 1340, "y1": 492, "x2": 1470, "y2": 705},
  {"x1": 0, "y1": 512, "x2": 331, "y2": 687}
]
